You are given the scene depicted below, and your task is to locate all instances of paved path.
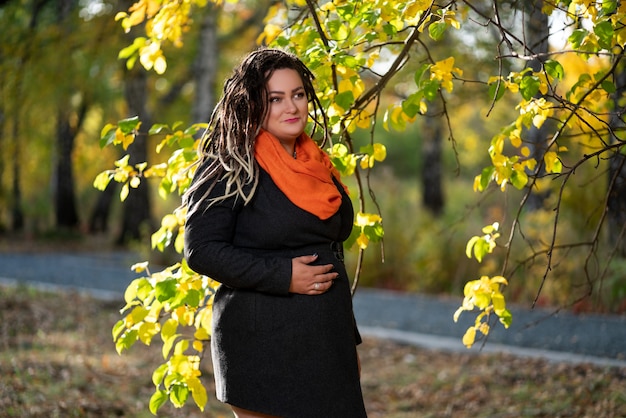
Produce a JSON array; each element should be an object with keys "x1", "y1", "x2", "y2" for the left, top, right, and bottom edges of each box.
[{"x1": 1, "y1": 251, "x2": 625, "y2": 367}]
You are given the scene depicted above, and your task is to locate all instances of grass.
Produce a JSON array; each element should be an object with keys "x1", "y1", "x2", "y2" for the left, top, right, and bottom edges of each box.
[{"x1": 1, "y1": 285, "x2": 625, "y2": 417}]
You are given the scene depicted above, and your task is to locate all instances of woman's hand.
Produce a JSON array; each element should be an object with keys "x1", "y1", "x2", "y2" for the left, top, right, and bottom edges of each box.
[{"x1": 289, "y1": 254, "x2": 338, "y2": 295}]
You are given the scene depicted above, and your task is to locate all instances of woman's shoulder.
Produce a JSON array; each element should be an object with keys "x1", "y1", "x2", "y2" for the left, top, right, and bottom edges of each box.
[{"x1": 188, "y1": 159, "x2": 259, "y2": 211}]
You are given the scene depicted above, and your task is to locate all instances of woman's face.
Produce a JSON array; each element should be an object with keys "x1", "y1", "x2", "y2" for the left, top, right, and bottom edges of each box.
[{"x1": 262, "y1": 68, "x2": 309, "y2": 144}]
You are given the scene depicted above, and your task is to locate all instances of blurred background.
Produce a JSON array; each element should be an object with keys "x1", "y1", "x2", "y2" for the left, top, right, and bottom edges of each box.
[{"x1": 1, "y1": 0, "x2": 624, "y2": 314}]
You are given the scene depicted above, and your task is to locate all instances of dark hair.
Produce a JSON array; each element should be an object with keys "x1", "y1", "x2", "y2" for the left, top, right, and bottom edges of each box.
[{"x1": 183, "y1": 48, "x2": 327, "y2": 212}]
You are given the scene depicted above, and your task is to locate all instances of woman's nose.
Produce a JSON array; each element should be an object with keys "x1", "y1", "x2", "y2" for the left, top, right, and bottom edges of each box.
[{"x1": 285, "y1": 99, "x2": 297, "y2": 113}]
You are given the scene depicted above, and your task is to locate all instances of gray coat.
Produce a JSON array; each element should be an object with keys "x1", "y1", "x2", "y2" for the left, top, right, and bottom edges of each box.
[{"x1": 185, "y1": 164, "x2": 367, "y2": 418}]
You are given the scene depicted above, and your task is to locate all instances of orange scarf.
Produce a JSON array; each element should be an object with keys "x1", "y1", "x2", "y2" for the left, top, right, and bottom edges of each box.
[{"x1": 254, "y1": 129, "x2": 348, "y2": 220}]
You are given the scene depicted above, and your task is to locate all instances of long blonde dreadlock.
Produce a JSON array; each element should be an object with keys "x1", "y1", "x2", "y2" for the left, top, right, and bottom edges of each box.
[{"x1": 183, "y1": 48, "x2": 328, "y2": 217}]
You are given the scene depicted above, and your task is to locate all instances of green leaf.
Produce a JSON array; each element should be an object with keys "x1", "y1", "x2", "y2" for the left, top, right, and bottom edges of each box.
[
  {"x1": 152, "y1": 363, "x2": 169, "y2": 386},
  {"x1": 335, "y1": 91, "x2": 354, "y2": 111},
  {"x1": 520, "y1": 76, "x2": 540, "y2": 100},
  {"x1": 498, "y1": 309, "x2": 513, "y2": 328},
  {"x1": 473, "y1": 239, "x2": 489, "y2": 263},
  {"x1": 479, "y1": 166, "x2": 494, "y2": 191},
  {"x1": 422, "y1": 80, "x2": 439, "y2": 101},
  {"x1": 488, "y1": 81, "x2": 506, "y2": 102},
  {"x1": 401, "y1": 92, "x2": 423, "y2": 118},
  {"x1": 149, "y1": 123, "x2": 169, "y2": 135},
  {"x1": 544, "y1": 60, "x2": 565, "y2": 81},
  {"x1": 184, "y1": 289, "x2": 202, "y2": 308},
  {"x1": 170, "y1": 384, "x2": 189, "y2": 408},
  {"x1": 568, "y1": 29, "x2": 587, "y2": 49},
  {"x1": 155, "y1": 278, "x2": 178, "y2": 302},
  {"x1": 116, "y1": 329, "x2": 138, "y2": 354},
  {"x1": 99, "y1": 126, "x2": 117, "y2": 148},
  {"x1": 414, "y1": 63, "x2": 430, "y2": 86},
  {"x1": 118, "y1": 116, "x2": 141, "y2": 134},
  {"x1": 465, "y1": 236, "x2": 480, "y2": 259},
  {"x1": 601, "y1": 0, "x2": 618, "y2": 15},
  {"x1": 383, "y1": 23, "x2": 397, "y2": 36},
  {"x1": 428, "y1": 21, "x2": 446, "y2": 41},
  {"x1": 149, "y1": 390, "x2": 168, "y2": 415},
  {"x1": 510, "y1": 169, "x2": 528, "y2": 190},
  {"x1": 602, "y1": 79, "x2": 616, "y2": 93},
  {"x1": 112, "y1": 319, "x2": 126, "y2": 341},
  {"x1": 594, "y1": 20, "x2": 614, "y2": 50},
  {"x1": 159, "y1": 177, "x2": 174, "y2": 200}
]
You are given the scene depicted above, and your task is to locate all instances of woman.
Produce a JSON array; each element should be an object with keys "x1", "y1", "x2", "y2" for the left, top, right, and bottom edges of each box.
[{"x1": 183, "y1": 48, "x2": 367, "y2": 418}]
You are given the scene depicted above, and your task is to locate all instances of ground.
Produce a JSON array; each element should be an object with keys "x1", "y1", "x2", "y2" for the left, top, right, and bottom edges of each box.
[{"x1": 0, "y1": 285, "x2": 625, "y2": 418}]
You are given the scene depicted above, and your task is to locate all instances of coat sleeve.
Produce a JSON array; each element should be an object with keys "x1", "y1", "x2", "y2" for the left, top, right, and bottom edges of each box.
[{"x1": 184, "y1": 174, "x2": 292, "y2": 295}]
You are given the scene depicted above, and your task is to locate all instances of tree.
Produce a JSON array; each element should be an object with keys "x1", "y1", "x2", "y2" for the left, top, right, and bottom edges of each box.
[
  {"x1": 524, "y1": 0, "x2": 552, "y2": 210},
  {"x1": 53, "y1": 0, "x2": 82, "y2": 230},
  {"x1": 100, "y1": 0, "x2": 626, "y2": 412},
  {"x1": 607, "y1": 60, "x2": 626, "y2": 256}
]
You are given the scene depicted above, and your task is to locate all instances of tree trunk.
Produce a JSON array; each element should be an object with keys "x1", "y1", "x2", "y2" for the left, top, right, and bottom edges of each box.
[
  {"x1": 52, "y1": 0, "x2": 81, "y2": 229},
  {"x1": 607, "y1": 62, "x2": 626, "y2": 256},
  {"x1": 421, "y1": 102, "x2": 444, "y2": 216},
  {"x1": 89, "y1": 181, "x2": 117, "y2": 233},
  {"x1": 54, "y1": 105, "x2": 84, "y2": 229},
  {"x1": 0, "y1": 99, "x2": 6, "y2": 232},
  {"x1": 116, "y1": 64, "x2": 153, "y2": 245},
  {"x1": 11, "y1": 120, "x2": 24, "y2": 232},
  {"x1": 524, "y1": 0, "x2": 551, "y2": 210},
  {"x1": 192, "y1": 3, "x2": 219, "y2": 124}
]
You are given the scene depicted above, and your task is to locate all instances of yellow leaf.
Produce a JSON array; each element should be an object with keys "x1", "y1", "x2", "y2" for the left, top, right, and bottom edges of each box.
[
  {"x1": 430, "y1": 57, "x2": 462, "y2": 92},
  {"x1": 359, "y1": 155, "x2": 370, "y2": 169},
  {"x1": 115, "y1": 11, "x2": 128, "y2": 21},
  {"x1": 93, "y1": 171, "x2": 111, "y2": 191},
  {"x1": 462, "y1": 327, "x2": 476, "y2": 348},
  {"x1": 257, "y1": 23, "x2": 282, "y2": 45},
  {"x1": 161, "y1": 318, "x2": 178, "y2": 340},
  {"x1": 194, "y1": 307, "x2": 213, "y2": 332},
  {"x1": 372, "y1": 143, "x2": 387, "y2": 161},
  {"x1": 453, "y1": 306, "x2": 464, "y2": 322},
  {"x1": 465, "y1": 236, "x2": 480, "y2": 259},
  {"x1": 122, "y1": 133, "x2": 134, "y2": 150},
  {"x1": 188, "y1": 376, "x2": 208, "y2": 411},
  {"x1": 114, "y1": 154, "x2": 130, "y2": 168},
  {"x1": 356, "y1": 232, "x2": 369, "y2": 249},
  {"x1": 194, "y1": 327, "x2": 210, "y2": 341},
  {"x1": 492, "y1": 292, "x2": 506, "y2": 314},
  {"x1": 154, "y1": 55, "x2": 167, "y2": 74},
  {"x1": 355, "y1": 212, "x2": 382, "y2": 227},
  {"x1": 130, "y1": 176, "x2": 141, "y2": 188},
  {"x1": 544, "y1": 151, "x2": 562, "y2": 173},
  {"x1": 162, "y1": 214, "x2": 179, "y2": 229},
  {"x1": 490, "y1": 275, "x2": 508, "y2": 285},
  {"x1": 120, "y1": 183, "x2": 130, "y2": 201},
  {"x1": 131, "y1": 261, "x2": 149, "y2": 273},
  {"x1": 404, "y1": 0, "x2": 430, "y2": 25},
  {"x1": 138, "y1": 321, "x2": 160, "y2": 345}
]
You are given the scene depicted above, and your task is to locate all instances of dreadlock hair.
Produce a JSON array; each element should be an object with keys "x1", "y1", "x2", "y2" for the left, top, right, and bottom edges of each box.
[{"x1": 183, "y1": 47, "x2": 328, "y2": 217}]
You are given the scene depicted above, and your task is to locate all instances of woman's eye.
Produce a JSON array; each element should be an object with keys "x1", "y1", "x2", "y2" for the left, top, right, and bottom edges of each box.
[
  {"x1": 294, "y1": 92, "x2": 306, "y2": 100},
  {"x1": 269, "y1": 97, "x2": 280, "y2": 103}
]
